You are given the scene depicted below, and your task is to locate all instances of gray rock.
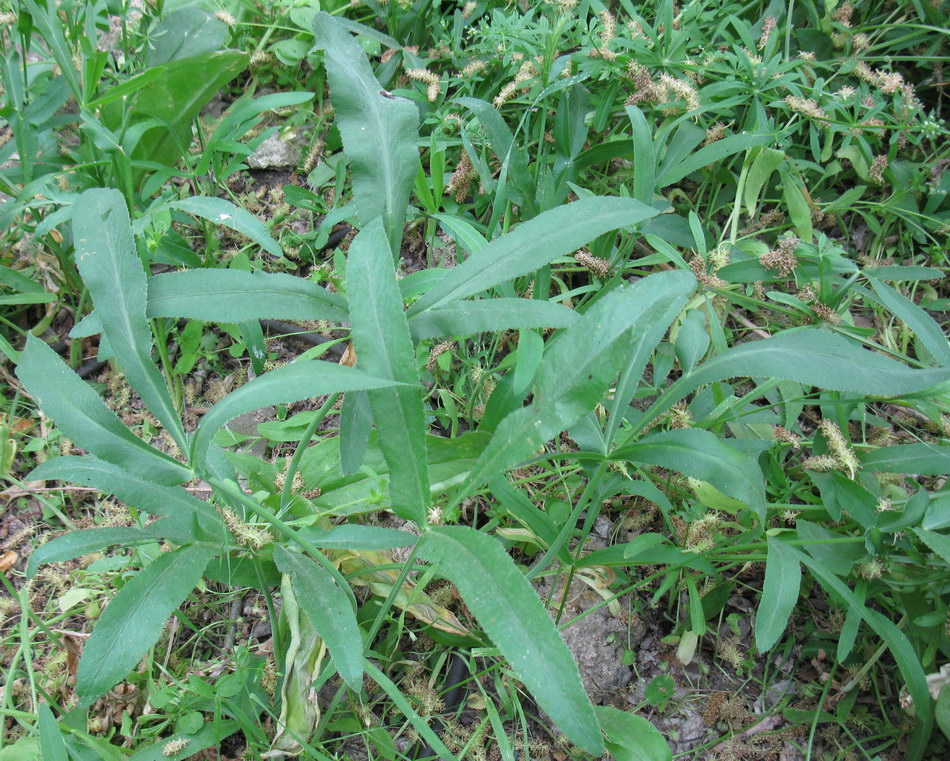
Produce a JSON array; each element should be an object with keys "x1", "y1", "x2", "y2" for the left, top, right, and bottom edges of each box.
[{"x1": 248, "y1": 134, "x2": 301, "y2": 169}]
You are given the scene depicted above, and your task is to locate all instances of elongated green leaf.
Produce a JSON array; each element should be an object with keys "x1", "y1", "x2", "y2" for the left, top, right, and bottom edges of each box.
[
  {"x1": 191, "y1": 359, "x2": 401, "y2": 471},
  {"x1": 914, "y1": 528, "x2": 950, "y2": 565},
  {"x1": 148, "y1": 269, "x2": 348, "y2": 323},
  {"x1": 604, "y1": 287, "x2": 695, "y2": 448},
  {"x1": 418, "y1": 525, "x2": 603, "y2": 756},
  {"x1": 274, "y1": 546, "x2": 362, "y2": 690},
  {"x1": 860, "y1": 443, "x2": 950, "y2": 474},
  {"x1": 170, "y1": 196, "x2": 281, "y2": 257},
  {"x1": 346, "y1": 220, "x2": 429, "y2": 524},
  {"x1": 16, "y1": 337, "x2": 191, "y2": 485},
  {"x1": 409, "y1": 197, "x2": 659, "y2": 316},
  {"x1": 743, "y1": 147, "x2": 785, "y2": 217},
  {"x1": 754, "y1": 536, "x2": 801, "y2": 652},
  {"x1": 38, "y1": 704, "x2": 67, "y2": 761},
  {"x1": 296, "y1": 524, "x2": 418, "y2": 550},
  {"x1": 637, "y1": 330, "x2": 950, "y2": 434},
  {"x1": 77, "y1": 545, "x2": 211, "y2": 699},
  {"x1": 27, "y1": 455, "x2": 222, "y2": 540},
  {"x1": 313, "y1": 12, "x2": 419, "y2": 255},
  {"x1": 596, "y1": 705, "x2": 671, "y2": 761},
  {"x1": 27, "y1": 526, "x2": 163, "y2": 578},
  {"x1": 792, "y1": 547, "x2": 932, "y2": 760},
  {"x1": 615, "y1": 428, "x2": 766, "y2": 519},
  {"x1": 626, "y1": 106, "x2": 655, "y2": 204},
  {"x1": 461, "y1": 272, "x2": 695, "y2": 496},
  {"x1": 73, "y1": 189, "x2": 187, "y2": 451},
  {"x1": 656, "y1": 133, "x2": 771, "y2": 188},
  {"x1": 866, "y1": 280, "x2": 950, "y2": 366},
  {"x1": 457, "y1": 97, "x2": 533, "y2": 204},
  {"x1": 100, "y1": 50, "x2": 248, "y2": 178},
  {"x1": 408, "y1": 298, "x2": 578, "y2": 340}
]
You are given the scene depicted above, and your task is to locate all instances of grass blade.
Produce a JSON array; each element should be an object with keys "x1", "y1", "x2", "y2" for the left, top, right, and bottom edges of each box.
[
  {"x1": 346, "y1": 220, "x2": 429, "y2": 524},
  {"x1": 73, "y1": 189, "x2": 187, "y2": 451},
  {"x1": 418, "y1": 525, "x2": 603, "y2": 756}
]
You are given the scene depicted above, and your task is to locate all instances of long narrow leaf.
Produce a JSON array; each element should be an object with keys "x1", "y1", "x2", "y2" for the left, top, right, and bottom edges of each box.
[
  {"x1": 615, "y1": 428, "x2": 766, "y2": 519},
  {"x1": 28, "y1": 455, "x2": 222, "y2": 539},
  {"x1": 148, "y1": 269, "x2": 348, "y2": 323},
  {"x1": 656, "y1": 133, "x2": 771, "y2": 188},
  {"x1": 417, "y1": 525, "x2": 603, "y2": 756},
  {"x1": 632, "y1": 330, "x2": 950, "y2": 438},
  {"x1": 408, "y1": 298, "x2": 579, "y2": 340},
  {"x1": 27, "y1": 526, "x2": 164, "y2": 578},
  {"x1": 754, "y1": 536, "x2": 801, "y2": 651},
  {"x1": 73, "y1": 189, "x2": 187, "y2": 450},
  {"x1": 865, "y1": 279, "x2": 950, "y2": 366},
  {"x1": 313, "y1": 12, "x2": 419, "y2": 255},
  {"x1": 170, "y1": 196, "x2": 282, "y2": 257},
  {"x1": 408, "y1": 197, "x2": 659, "y2": 316},
  {"x1": 77, "y1": 545, "x2": 212, "y2": 699},
  {"x1": 274, "y1": 546, "x2": 363, "y2": 690},
  {"x1": 346, "y1": 220, "x2": 429, "y2": 524},
  {"x1": 16, "y1": 337, "x2": 192, "y2": 485},
  {"x1": 191, "y1": 359, "x2": 400, "y2": 471}
]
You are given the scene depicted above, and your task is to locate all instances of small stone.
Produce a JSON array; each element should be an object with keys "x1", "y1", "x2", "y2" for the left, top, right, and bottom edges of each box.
[{"x1": 247, "y1": 134, "x2": 300, "y2": 169}]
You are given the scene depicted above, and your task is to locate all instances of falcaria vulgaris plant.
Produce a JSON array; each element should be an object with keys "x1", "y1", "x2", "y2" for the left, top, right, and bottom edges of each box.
[{"x1": 19, "y1": 12, "x2": 950, "y2": 759}]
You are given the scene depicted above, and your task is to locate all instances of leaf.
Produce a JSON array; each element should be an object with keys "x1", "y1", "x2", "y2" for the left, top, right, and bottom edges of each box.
[
  {"x1": 615, "y1": 428, "x2": 766, "y2": 519},
  {"x1": 38, "y1": 704, "x2": 67, "y2": 761},
  {"x1": 860, "y1": 443, "x2": 950, "y2": 474},
  {"x1": 673, "y1": 309, "x2": 709, "y2": 373},
  {"x1": 313, "y1": 11, "x2": 419, "y2": 255},
  {"x1": 865, "y1": 279, "x2": 950, "y2": 366},
  {"x1": 190, "y1": 359, "x2": 402, "y2": 472},
  {"x1": 417, "y1": 525, "x2": 603, "y2": 756},
  {"x1": 274, "y1": 546, "x2": 363, "y2": 690},
  {"x1": 27, "y1": 455, "x2": 221, "y2": 539},
  {"x1": 460, "y1": 272, "x2": 695, "y2": 496},
  {"x1": 743, "y1": 148, "x2": 785, "y2": 217},
  {"x1": 296, "y1": 524, "x2": 418, "y2": 550},
  {"x1": 346, "y1": 220, "x2": 429, "y2": 524},
  {"x1": 914, "y1": 528, "x2": 950, "y2": 566},
  {"x1": 408, "y1": 298, "x2": 578, "y2": 341},
  {"x1": 782, "y1": 172, "x2": 813, "y2": 241},
  {"x1": 170, "y1": 196, "x2": 282, "y2": 257},
  {"x1": 596, "y1": 705, "x2": 672, "y2": 761},
  {"x1": 72, "y1": 189, "x2": 187, "y2": 451},
  {"x1": 626, "y1": 106, "x2": 656, "y2": 204},
  {"x1": 512, "y1": 330, "x2": 544, "y2": 396},
  {"x1": 100, "y1": 51, "x2": 248, "y2": 180},
  {"x1": 27, "y1": 526, "x2": 162, "y2": 578},
  {"x1": 148, "y1": 269, "x2": 348, "y2": 323},
  {"x1": 456, "y1": 97, "x2": 533, "y2": 204},
  {"x1": 642, "y1": 330, "x2": 950, "y2": 429},
  {"x1": 408, "y1": 197, "x2": 659, "y2": 316},
  {"x1": 656, "y1": 133, "x2": 772, "y2": 188},
  {"x1": 77, "y1": 545, "x2": 211, "y2": 699},
  {"x1": 937, "y1": 684, "x2": 950, "y2": 742},
  {"x1": 339, "y1": 390, "x2": 372, "y2": 475},
  {"x1": 754, "y1": 536, "x2": 801, "y2": 652},
  {"x1": 145, "y1": 7, "x2": 227, "y2": 67},
  {"x1": 15, "y1": 337, "x2": 191, "y2": 485}
]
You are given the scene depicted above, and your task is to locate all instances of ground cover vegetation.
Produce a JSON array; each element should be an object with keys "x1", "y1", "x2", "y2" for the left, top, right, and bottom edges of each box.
[{"x1": 0, "y1": 0, "x2": 948, "y2": 759}]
